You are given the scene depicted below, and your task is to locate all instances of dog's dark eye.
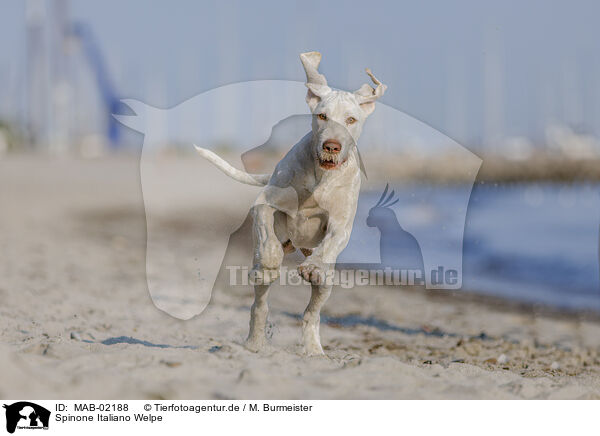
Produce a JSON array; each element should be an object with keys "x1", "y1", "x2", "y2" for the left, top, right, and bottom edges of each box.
[
  {"x1": 346, "y1": 117, "x2": 357, "y2": 125},
  {"x1": 318, "y1": 113, "x2": 327, "y2": 121}
]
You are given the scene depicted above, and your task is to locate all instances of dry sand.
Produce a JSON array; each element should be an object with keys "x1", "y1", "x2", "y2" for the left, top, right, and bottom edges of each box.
[{"x1": 1, "y1": 155, "x2": 600, "y2": 399}]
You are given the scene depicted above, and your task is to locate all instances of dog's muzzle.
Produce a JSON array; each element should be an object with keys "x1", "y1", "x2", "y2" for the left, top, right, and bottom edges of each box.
[{"x1": 319, "y1": 139, "x2": 344, "y2": 170}]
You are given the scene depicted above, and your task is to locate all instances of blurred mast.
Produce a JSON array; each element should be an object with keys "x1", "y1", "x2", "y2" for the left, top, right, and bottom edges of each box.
[
  {"x1": 26, "y1": 0, "x2": 47, "y2": 149},
  {"x1": 50, "y1": 0, "x2": 72, "y2": 153},
  {"x1": 68, "y1": 22, "x2": 123, "y2": 148},
  {"x1": 483, "y1": 26, "x2": 504, "y2": 155}
]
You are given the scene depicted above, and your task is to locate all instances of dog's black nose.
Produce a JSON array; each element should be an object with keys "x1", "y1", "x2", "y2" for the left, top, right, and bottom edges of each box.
[{"x1": 323, "y1": 139, "x2": 341, "y2": 153}]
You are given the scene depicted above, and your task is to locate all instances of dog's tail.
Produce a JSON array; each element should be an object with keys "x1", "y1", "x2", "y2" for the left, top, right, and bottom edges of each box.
[{"x1": 193, "y1": 144, "x2": 270, "y2": 187}]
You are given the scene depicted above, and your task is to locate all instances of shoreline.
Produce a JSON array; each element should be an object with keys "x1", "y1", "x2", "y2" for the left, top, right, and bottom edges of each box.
[{"x1": 4, "y1": 151, "x2": 600, "y2": 183}]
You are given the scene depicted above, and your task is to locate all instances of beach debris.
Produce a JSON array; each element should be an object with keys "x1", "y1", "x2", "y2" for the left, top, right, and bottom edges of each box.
[
  {"x1": 484, "y1": 357, "x2": 497, "y2": 365},
  {"x1": 368, "y1": 343, "x2": 384, "y2": 354},
  {"x1": 265, "y1": 321, "x2": 275, "y2": 339},
  {"x1": 550, "y1": 361, "x2": 561, "y2": 370},
  {"x1": 237, "y1": 369, "x2": 250, "y2": 383},
  {"x1": 70, "y1": 331, "x2": 82, "y2": 341},
  {"x1": 451, "y1": 358, "x2": 465, "y2": 363},
  {"x1": 421, "y1": 324, "x2": 444, "y2": 336},
  {"x1": 341, "y1": 353, "x2": 362, "y2": 368},
  {"x1": 160, "y1": 360, "x2": 182, "y2": 368},
  {"x1": 497, "y1": 354, "x2": 509, "y2": 364},
  {"x1": 22, "y1": 342, "x2": 51, "y2": 356},
  {"x1": 209, "y1": 345, "x2": 222, "y2": 353}
]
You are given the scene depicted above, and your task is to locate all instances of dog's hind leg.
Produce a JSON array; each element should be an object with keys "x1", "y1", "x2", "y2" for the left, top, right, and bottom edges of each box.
[
  {"x1": 246, "y1": 282, "x2": 272, "y2": 352},
  {"x1": 302, "y1": 283, "x2": 332, "y2": 356},
  {"x1": 246, "y1": 204, "x2": 283, "y2": 352},
  {"x1": 250, "y1": 204, "x2": 284, "y2": 280}
]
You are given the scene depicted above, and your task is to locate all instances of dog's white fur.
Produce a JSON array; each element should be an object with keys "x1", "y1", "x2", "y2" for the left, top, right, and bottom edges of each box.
[{"x1": 195, "y1": 52, "x2": 386, "y2": 355}]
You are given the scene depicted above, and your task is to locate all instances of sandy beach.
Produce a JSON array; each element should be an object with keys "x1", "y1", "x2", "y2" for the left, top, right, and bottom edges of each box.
[{"x1": 1, "y1": 155, "x2": 600, "y2": 400}]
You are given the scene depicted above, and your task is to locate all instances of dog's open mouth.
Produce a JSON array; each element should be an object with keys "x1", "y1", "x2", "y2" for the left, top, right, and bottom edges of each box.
[
  {"x1": 319, "y1": 157, "x2": 340, "y2": 170},
  {"x1": 318, "y1": 153, "x2": 347, "y2": 170}
]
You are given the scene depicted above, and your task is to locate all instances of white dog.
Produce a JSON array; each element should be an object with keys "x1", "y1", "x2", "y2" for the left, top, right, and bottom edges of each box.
[{"x1": 195, "y1": 52, "x2": 386, "y2": 355}]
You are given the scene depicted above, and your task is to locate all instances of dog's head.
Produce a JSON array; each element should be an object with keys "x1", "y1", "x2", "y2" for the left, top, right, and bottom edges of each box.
[{"x1": 300, "y1": 51, "x2": 386, "y2": 170}]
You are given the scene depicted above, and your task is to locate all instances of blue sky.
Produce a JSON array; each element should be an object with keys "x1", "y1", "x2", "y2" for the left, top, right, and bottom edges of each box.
[{"x1": 2, "y1": 0, "x2": 600, "y2": 147}]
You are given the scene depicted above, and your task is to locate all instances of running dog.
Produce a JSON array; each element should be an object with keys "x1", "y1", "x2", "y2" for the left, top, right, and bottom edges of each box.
[{"x1": 194, "y1": 51, "x2": 386, "y2": 355}]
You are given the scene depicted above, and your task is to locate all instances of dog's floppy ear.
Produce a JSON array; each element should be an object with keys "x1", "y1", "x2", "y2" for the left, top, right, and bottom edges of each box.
[
  {"x1": 354, "y1": 68, "x2": 387, "y2": 117},
  {"x1": 300, "y1": 51, "x2": 331, "y2": 111},
  {"x1": 305, "y1": 83, "x2": 331, "y2": 111}
]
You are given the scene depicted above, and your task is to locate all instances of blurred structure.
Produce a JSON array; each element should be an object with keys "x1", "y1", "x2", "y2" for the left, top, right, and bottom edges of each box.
[
  {"x1": 25, "y1": 0, "x2": 49, "y2": 150},
  {"x1": 1, "y1": 0, "x2": 597, "y2": 170},
  {"x1": 23, "y1": 0, "x2": 123, "y2": 154},
  {"x1": 67, "y1": 22, "x2": 125, "y2": 149}
]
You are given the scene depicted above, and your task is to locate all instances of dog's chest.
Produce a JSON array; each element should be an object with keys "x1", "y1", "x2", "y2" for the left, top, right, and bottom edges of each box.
[
  {"x1": 287, "y1": 195, "x2": 328, "y2": 248},
  {"x1": 285, "y1": 151, "x2": 360, "y2": 248},
  {"x1": 286, "y1": 175, "x2": 352, "y2": 248}
]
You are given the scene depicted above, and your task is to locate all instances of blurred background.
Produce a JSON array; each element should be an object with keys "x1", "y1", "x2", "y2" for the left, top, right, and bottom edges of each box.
[
  {"x1": 0, "y1": 0, "x2": 598, "y2": 312},
  {"x1": 1, "y1": 0, "x2": 600, "y2": 158}
]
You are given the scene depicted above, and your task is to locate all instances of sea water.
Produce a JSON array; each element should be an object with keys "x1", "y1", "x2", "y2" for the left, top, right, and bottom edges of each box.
[{"x1": 342, "y1": 183, "x2": 600, "y2": 311}]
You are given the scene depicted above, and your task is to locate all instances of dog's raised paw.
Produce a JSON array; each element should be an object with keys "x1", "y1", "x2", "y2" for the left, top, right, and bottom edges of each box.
[{"x1": 297, "y1": 263, "x2": 326, "y2": 285}]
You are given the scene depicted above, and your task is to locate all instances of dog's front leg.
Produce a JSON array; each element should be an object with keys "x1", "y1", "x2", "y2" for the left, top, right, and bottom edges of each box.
[
  {"x1": 302, "y1": 283, "x2": 332, "y2": 355},
  {"x1": 298, "y1": 220, "x2": 351, "y2": 356}
]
